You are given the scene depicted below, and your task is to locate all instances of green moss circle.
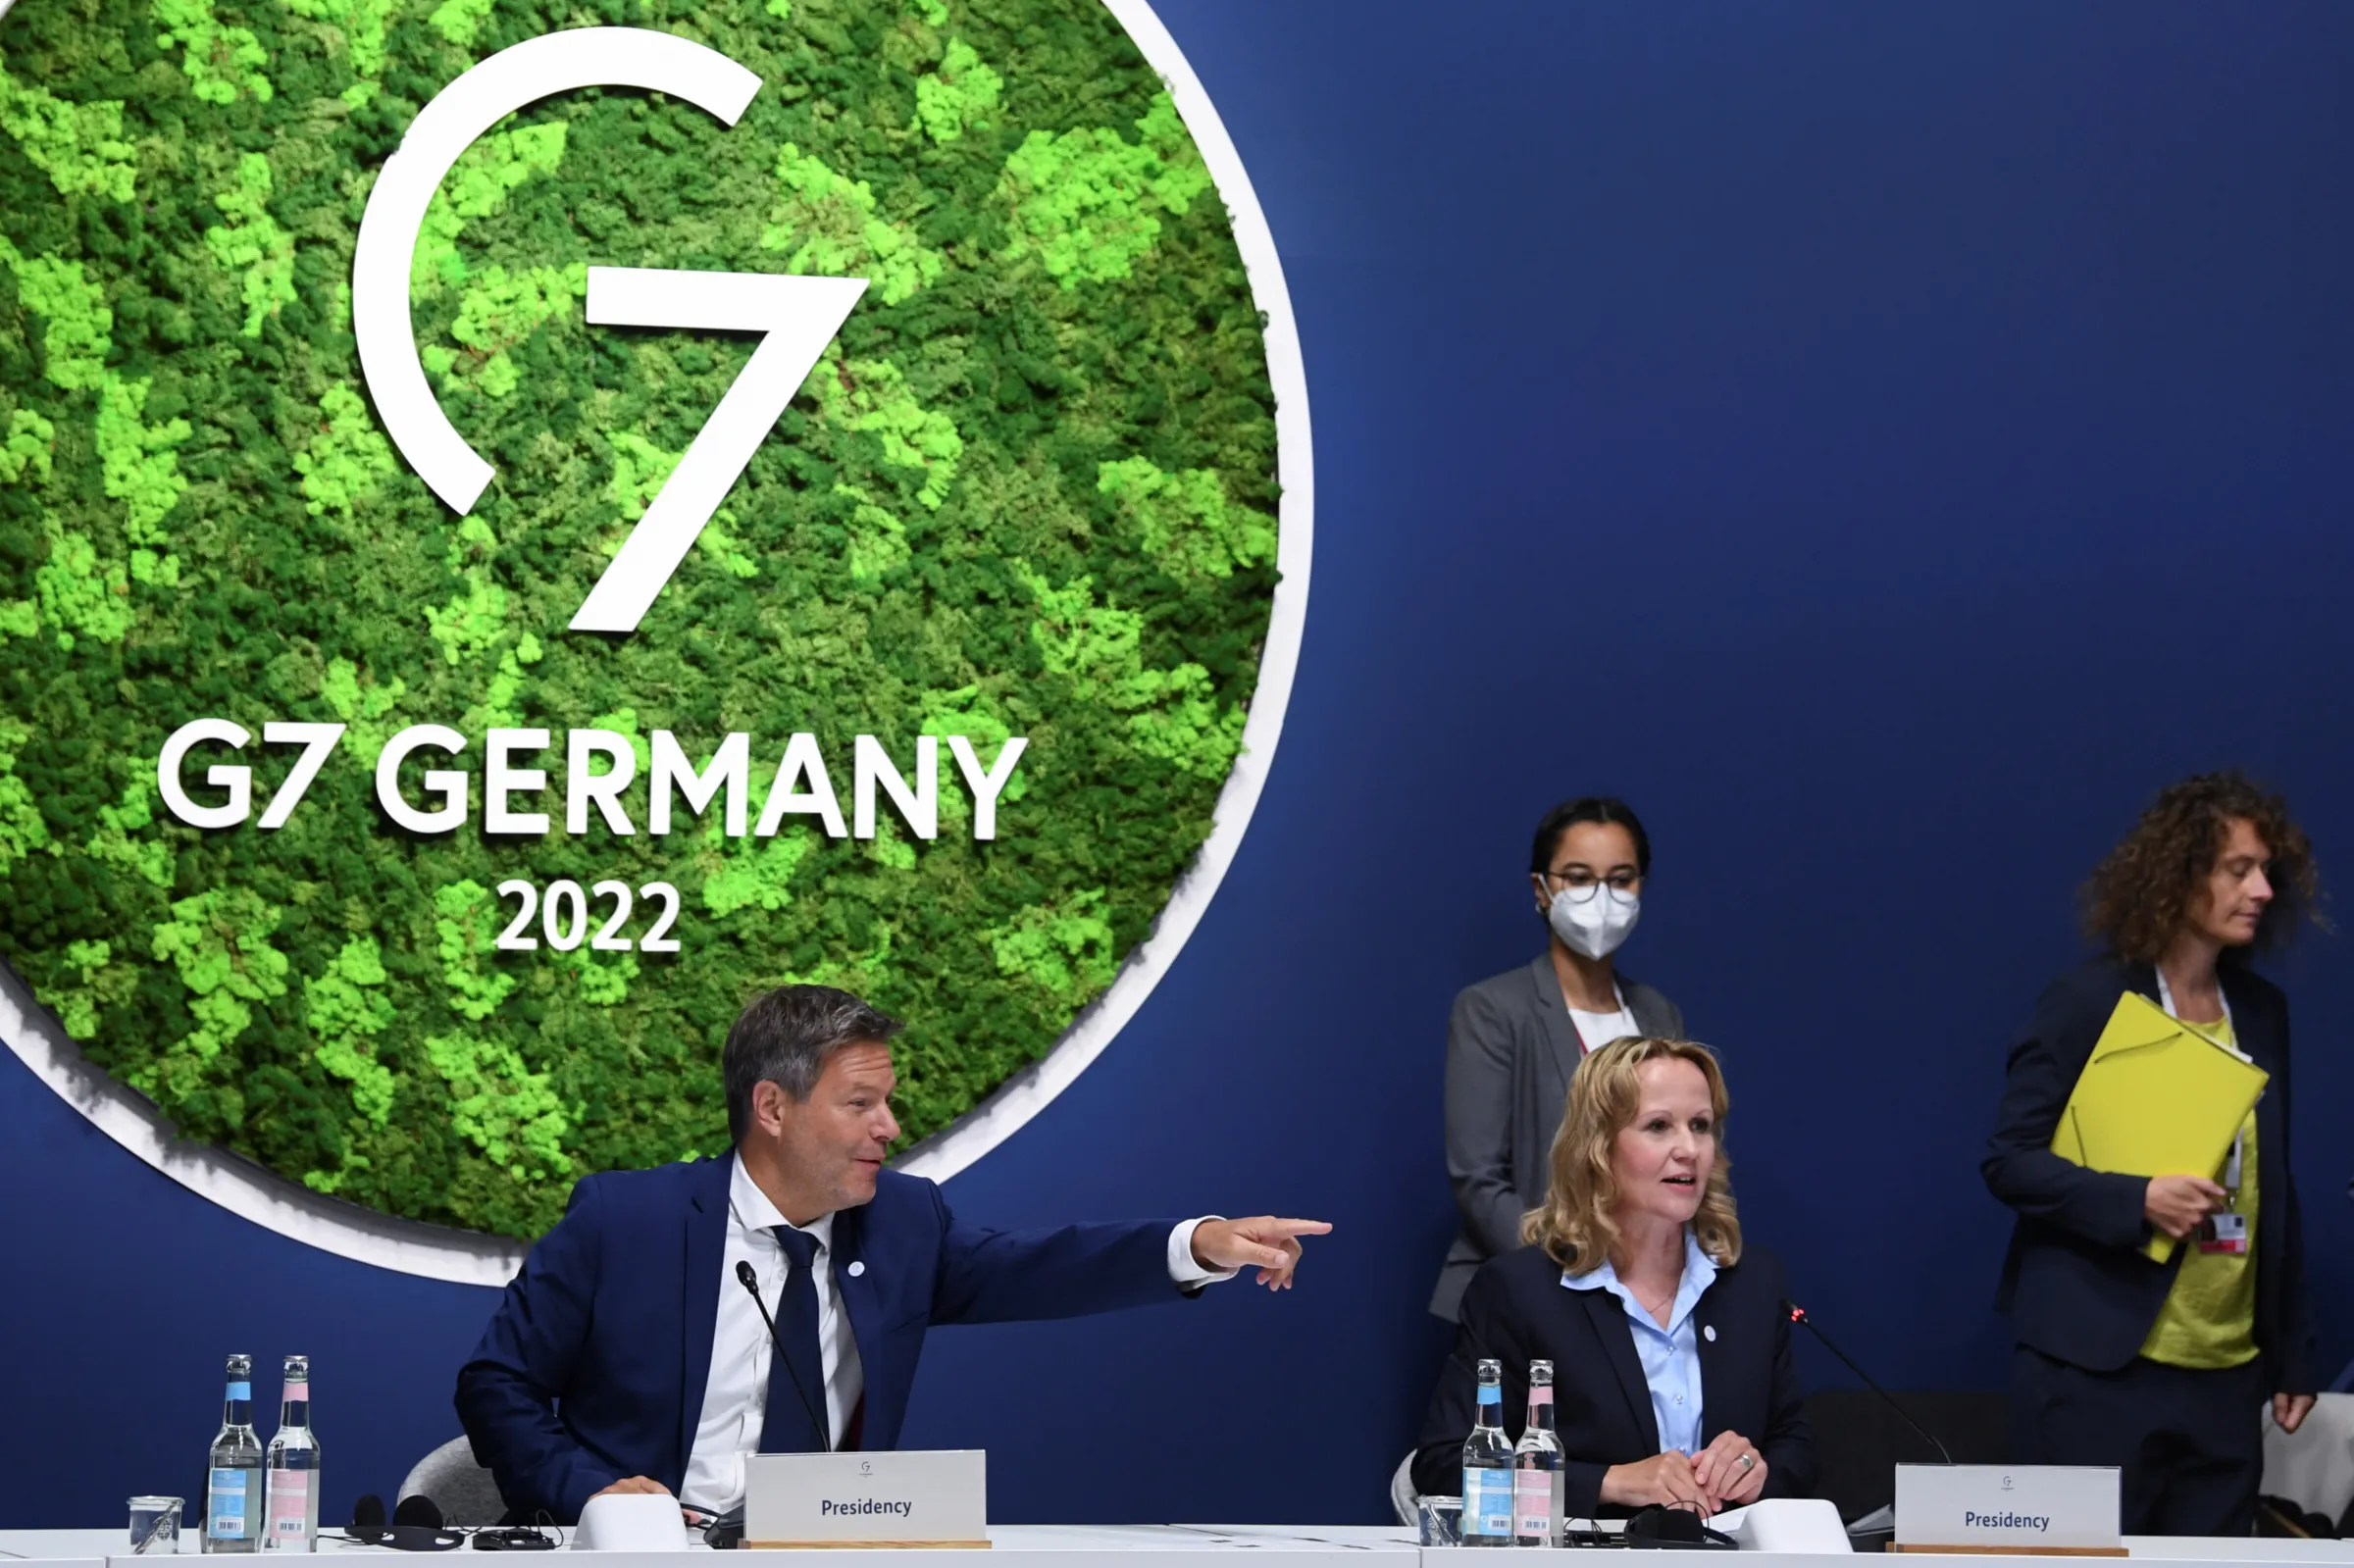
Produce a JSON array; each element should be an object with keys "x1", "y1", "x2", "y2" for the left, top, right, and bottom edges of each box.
[{"x1": 0, "y1": 0, "x2": 1278, "y2": 1238}]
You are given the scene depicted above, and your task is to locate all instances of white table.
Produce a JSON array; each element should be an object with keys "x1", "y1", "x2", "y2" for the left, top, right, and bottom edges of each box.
[
  {"x1": 3, "y1": 1526, "x2": 2348, "y2": 1568},
  {"x1": 1422, "y1": 1543, "x2": 2354, "y2": 1568},
  {"x1": 0, "y1": 1526, "x2": 1416, "y2": 1568}
]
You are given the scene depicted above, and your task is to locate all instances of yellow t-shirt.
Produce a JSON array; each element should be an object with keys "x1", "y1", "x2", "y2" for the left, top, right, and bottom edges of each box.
[{"x1": 2139, "y1": 1012, "x2": 2260, "y2": 1369}]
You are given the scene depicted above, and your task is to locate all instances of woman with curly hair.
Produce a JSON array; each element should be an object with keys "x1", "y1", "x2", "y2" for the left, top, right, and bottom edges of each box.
[
  {"x1": 1983, "y1": 772, "x2": 2322, "y2": 1536},
  {"x1": 1413, "y1": 1037, "x2": 1816, "y2": 1521}
]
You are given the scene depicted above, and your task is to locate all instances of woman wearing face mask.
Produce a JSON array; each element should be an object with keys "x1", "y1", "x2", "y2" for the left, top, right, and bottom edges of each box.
[
  {"x1": 1430, "y1": 796, "x2": 1686, "y2": 1321},
  {"x1": 1412, "y1": 1037, "x2": 1815, "y2": 1518},
  {"x1": 1983, "y1": 772, "x2": 2321, "y2": 1537}
]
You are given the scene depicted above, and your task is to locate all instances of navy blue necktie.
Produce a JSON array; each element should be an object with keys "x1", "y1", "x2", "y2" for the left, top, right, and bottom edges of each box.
[{"x1": 757, "y1": 1226, "x2": 829, "y2": 1452}]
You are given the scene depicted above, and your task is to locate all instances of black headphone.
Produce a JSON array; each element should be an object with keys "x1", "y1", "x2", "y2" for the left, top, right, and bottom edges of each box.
[
  {"x1": 348, "y1": 1494, "x2": 466, "y2": 1551},
  {"x1": 1623, "y1": 1503, "x2": 1738, "y2": 1550}
]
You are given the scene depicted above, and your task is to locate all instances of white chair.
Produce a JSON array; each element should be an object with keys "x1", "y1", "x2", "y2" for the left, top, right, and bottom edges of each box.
[
  {"x1": 399, "y1": 1436, "x2": 511, "y2": 1527},
  {"x1": 1390, "y1": 1452, "x2": 1419, "y2": 1528},
  {"x1": 2262, "y1": 1391, "x2": 2354, "y2": 1527}
]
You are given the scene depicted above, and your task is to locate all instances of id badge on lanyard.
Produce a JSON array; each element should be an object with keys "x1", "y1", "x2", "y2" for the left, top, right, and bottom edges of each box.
[
  {"x1": 2199, "y1": 1131, "x2": 2249, "y2": 1254},
  {"x1": 2154, "y1": 972, "x2": 2251, "y2": 1256}
]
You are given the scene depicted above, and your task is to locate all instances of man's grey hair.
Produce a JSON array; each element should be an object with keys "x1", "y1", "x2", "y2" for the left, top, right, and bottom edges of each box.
[{"x1": 724, "y1": 985, "x2": 903, "y2": 1143}]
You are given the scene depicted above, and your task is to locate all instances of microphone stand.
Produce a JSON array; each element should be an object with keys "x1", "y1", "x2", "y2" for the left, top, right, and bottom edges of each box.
[
  {"x1": 1786, "y1": 1302, "x2": 1954, "y2": 1465},
  {"x1": 737, "y1": 1262, "x2": 834, "y2": 1454}
]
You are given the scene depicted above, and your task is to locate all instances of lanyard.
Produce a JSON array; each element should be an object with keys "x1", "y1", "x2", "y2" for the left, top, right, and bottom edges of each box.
[
  {"x1": 2153, "y1": 971, "x2": 2245, "y2": 1197},
  {"x1": 2152, "y1": 969, "x2": 2233, "y2": 1040}
]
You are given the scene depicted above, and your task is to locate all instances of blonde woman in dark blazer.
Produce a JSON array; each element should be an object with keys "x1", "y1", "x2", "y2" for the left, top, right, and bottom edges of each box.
[
  {"x1": 1415, "y1": 1037, "x2": 1813, "y2": 1516},
  {"x1": 1432, "y1": 797, "x2": 1685, "y2": 1320}
]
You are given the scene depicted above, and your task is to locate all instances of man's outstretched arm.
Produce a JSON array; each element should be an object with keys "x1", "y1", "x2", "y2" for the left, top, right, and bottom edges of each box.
[{"x1": 930, "y1": 1190, "x2": 1331, "y2": 1325}]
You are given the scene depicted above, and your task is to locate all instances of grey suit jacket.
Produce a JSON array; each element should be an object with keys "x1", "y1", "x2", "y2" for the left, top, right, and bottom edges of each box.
[{"x1": 1429, "y1": 955, "x2": 1685, "y2": 1320}]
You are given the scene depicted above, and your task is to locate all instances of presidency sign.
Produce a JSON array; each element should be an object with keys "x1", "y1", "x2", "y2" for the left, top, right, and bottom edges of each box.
[{"x1": 0, "y1": 0, "x2": 1307, "y2": 1268}]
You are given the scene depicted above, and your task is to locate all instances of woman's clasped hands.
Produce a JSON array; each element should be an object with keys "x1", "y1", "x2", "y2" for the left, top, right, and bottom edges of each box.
[{"x1": 1600, "y1": 1429, "x2": 1767, "y2": 1517}]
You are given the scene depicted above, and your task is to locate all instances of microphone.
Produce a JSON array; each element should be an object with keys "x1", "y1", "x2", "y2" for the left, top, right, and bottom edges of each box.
[
  {"x1": 736, "y1": 1259, "x2": 833, "y2": 1453},
  {"x1": 1785, "y1": 1300, "x2": 1955, "y2": 1465}
]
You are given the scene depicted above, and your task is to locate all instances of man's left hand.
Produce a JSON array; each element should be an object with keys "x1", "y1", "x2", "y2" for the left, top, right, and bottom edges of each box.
[
  {"x1": 2274, "y1": 1393, "x2": 2316, "y2": 1435},
  {"x1": 1191, "y1": 1216, "x2": 1332, "y2": 1289}
]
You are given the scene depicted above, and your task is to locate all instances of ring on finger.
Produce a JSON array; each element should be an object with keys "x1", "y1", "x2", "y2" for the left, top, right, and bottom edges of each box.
[{"x1": 1737, "y1": 1452, "x2": 1755, "y2": 1473}]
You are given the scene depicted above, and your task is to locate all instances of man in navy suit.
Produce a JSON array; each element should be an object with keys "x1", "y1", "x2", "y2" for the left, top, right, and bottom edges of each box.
[{"x1": 456, "y1": 985, "x2": 1329, "y2": 1523}]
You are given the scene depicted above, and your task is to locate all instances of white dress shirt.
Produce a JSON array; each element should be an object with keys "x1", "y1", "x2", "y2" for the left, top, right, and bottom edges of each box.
[{"x1": 679, "y1": 1154, "x2": 1234, "y2": 1514}]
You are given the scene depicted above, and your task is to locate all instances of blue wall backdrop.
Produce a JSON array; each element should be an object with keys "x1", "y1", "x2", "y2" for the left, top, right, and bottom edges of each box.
[{"x1": 6, "y1": 0, "x2": 2354, "y2": 1529}]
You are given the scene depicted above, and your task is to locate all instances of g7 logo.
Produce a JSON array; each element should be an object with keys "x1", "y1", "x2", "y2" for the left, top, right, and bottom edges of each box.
[{"x1": 351, "y1": 28, "x2": 864, "y2": 633}]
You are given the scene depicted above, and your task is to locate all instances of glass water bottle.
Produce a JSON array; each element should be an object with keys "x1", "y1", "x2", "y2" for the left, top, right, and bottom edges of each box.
[
  {"x1": 203, "y1": 1355, "x2": 264, "y2": 1554},
  {"x1": 263, "y1": 1355, "x2": 321, "y2": 1551},
  {"x1": 1512, "y1": 1359, "x2": 1564, "y2": 1545},
  {"x1": 1460, "y1": 1358, "x2": 1514, "y2": 1546}
]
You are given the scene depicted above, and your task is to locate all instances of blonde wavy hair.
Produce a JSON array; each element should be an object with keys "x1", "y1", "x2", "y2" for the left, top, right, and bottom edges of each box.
[{"x1": 1520, "y1": 1037, "x2": 1742, "y2": 1275}]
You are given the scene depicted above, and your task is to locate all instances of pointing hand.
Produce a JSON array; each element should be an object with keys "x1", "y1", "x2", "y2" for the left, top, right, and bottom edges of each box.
[{"x1": 1190, "y1": 1216, "x2": 1333, "y2": 1289}]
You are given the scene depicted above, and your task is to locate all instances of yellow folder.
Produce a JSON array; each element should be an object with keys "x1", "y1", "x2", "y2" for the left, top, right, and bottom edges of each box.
[{"x1": 2048, "y1": 990, "x2": 2268, "y2": 1265}]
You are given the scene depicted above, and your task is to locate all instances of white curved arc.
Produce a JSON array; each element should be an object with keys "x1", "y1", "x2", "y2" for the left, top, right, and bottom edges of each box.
[
  {"x1": 352, "y1": 28, "x2": 762, "y2": 515},
  {"x1": 0, "y1": 959, "x2": 527, "y2": 1285},
  {"x1": 897, "y1": 0, "x2": 1314, "y2": 1183}
]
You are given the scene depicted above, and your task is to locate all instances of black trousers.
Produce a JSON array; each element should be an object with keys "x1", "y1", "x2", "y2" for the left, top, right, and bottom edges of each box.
[{"x1": 2011, "y1": 1345, "x2": 2266, "y2": 1537}]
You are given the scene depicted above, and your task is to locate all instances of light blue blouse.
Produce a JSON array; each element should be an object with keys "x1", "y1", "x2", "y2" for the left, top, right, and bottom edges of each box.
[{"x1": 1560, "y1": 1229, "x2": 1718, "y2": 1456}]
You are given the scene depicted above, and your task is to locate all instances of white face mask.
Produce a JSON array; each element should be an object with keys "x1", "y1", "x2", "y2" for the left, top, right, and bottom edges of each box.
[{"x1": 1543, "y1": 884, "x2": 1641, "y2": 961}]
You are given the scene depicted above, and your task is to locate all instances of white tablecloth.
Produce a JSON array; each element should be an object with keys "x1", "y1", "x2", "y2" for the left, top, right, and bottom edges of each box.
[{"x1": 2, "y1": 1524, "x2": 2349, "y2": 1568}]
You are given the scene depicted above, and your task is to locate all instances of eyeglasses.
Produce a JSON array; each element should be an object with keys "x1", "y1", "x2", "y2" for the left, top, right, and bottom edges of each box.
[{"x1": 1542, "y1": 869, "x2": 1641, "y2": 900}]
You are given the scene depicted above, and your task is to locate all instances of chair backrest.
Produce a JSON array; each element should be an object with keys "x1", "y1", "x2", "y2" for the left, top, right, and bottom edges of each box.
[
  {"x1": 1804, "y1": 1389, "x2": 2010, "y2": 1525},
  {"x1": 399, "y1": 1436, "x2": 510, "y2": 1527},
  {"x1": 2261, "y1": 1391, "x2": 2354, "y2": 1527},
  {"x1": 1390, "y1": 1451, "x2": 1419, "y2": 1528}
]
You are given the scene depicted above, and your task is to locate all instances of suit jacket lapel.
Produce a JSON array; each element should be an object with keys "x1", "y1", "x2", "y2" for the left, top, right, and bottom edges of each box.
[
  {"x1": 1622, "y1": 978, "x2": 1673, "y2": 1039},
  {"x1": 831, "y1": 1202, "x2": 882, "y2": 1449},
  {"x1": 678, "y1": 1156, "x2": 732, "y2": 1474},
  {"x1": 1692, "y1": 1274, "x2": 1724, "y2": 1442},
  {"x1": 1571, "y1": 1283, "x2": 1661, "y2": 1453},
  {"x1": 1530, "y1": 957, "x2": 1584, "y2": 1106}
]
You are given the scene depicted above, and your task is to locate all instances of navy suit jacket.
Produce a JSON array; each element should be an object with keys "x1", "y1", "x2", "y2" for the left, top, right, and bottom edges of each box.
[
  {"x1": 455, "y1": 1158, "x2": 1190, "y2": 1521},
  {"x1": 1410, "y1": 1243, "x2": 1816, "y2": 1516},
  {"x1": 1981, "y1": 956, "x2": 2314, "y2": 1391}
]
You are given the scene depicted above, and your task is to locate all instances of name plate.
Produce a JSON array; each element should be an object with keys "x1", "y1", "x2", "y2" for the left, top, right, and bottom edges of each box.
[
  {"x1": 1894, "y1": 1464, "x2": 2122, "y2": 1555},
  {"x1": 744, "y1": 1450, "x2": 988, "y2": 1548}
]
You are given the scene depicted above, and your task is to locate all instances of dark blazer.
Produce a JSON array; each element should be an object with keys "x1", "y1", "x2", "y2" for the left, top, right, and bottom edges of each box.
[
  {"x1": 455, "y1": 1157, "x2": 1188, "y2": 1521},
  {"x1": 1412, "y1": 1242, "x2": 1816, "y2": 1516},
  {"x1": 1982, "y1": 955, "x2": 2314, "y2": 1392},
  {"x1": 1434, "y1": 955, "x2": 1685, "y2": 1319}
]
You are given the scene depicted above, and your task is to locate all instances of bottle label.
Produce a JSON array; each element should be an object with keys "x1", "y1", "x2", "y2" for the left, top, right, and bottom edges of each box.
[
  {"x1": 1527, "y1": 1386, "x2": 1553, "y2": 1408},
  {"x1": 1514, "y1": 1470, "x2": 1554, "y2": 1542},
  {"x1": 282, "y1": 1382, "x2": 309, "y2": 1402},
  {"x1": 209, "y1": 1470, "x2": 250, "y2": 1539},
  {"x1": 1462, "y1": 1468, "x2": 1513, "y2": 1540},
  {"x1": 268, "y1": 1471, "x2": 312, "y2": 1539},
  {"x1": 226, "y1": 1383, "x2": 251, "y2": 1401}
]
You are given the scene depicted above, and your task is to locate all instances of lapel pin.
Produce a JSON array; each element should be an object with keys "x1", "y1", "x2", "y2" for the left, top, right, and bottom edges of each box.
[
  {"x1": 847, "y1": 1260, "x2": 866, "y2": 1278},
  {"x1": 1704, "y1": 1324, "x2": 1716, "y2": 1341}
]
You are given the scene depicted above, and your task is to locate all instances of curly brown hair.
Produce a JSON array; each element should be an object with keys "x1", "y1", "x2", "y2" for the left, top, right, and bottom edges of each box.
[{"x1": 2082, "y1": 772, "x2": 2324, "y2": 965}]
